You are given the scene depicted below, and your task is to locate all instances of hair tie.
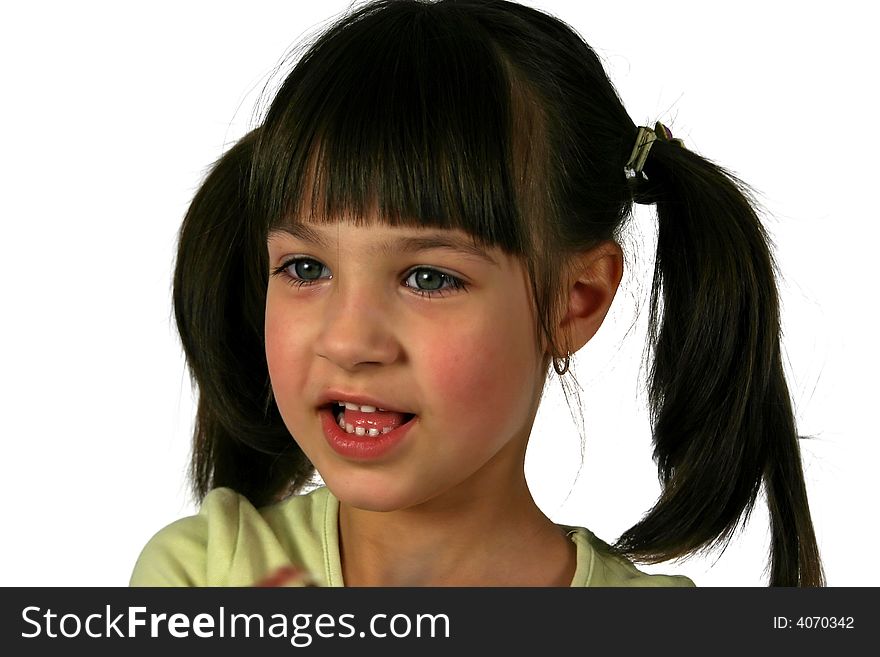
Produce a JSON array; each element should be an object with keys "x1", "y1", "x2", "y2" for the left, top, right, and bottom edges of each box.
[{"x1": 624, "y1": 121, "x2": 685, "y2": 179}]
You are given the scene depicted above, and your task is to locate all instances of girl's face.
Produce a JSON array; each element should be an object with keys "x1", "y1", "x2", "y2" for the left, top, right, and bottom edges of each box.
[{"x1": 265, "y1": 219, "x2": 548, "y2": 512}]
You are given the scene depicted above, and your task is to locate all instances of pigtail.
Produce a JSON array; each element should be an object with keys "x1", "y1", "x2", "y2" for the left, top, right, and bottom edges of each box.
[
  {"x1": 173, "y1": 129, "x2": 314, "y2": 507},
  {"x1": 615, "y1": 136, "x2": 825, "y2": 586}
]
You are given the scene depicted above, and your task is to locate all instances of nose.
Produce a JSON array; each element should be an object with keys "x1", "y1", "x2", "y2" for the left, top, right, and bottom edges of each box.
[{"x1": 314, "y1": 277, "x2": 401, "y2": 370}]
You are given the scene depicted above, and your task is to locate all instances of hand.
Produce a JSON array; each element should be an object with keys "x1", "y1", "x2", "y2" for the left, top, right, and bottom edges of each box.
[{"x1": 253, "y1": 565, "x2": 320, "y2": 587}]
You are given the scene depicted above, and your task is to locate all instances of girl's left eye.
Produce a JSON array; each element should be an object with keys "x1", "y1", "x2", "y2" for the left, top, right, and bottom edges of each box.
[
  {"x1": 402, "y1": 267, "x2": 469, "y2": 298},
  {"x1": 270, "y1": 257, "x2": 468, "y2": 299}
]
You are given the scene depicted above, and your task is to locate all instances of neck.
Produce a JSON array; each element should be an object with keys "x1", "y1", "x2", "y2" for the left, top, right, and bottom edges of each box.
[{"x1": 337, "y1": 478, "x2": 576, "y2": 587}]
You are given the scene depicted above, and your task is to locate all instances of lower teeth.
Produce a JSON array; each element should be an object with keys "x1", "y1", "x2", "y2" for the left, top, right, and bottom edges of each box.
[{"x1": 336, "y1": 412, "x2": 393, "y2": 436}]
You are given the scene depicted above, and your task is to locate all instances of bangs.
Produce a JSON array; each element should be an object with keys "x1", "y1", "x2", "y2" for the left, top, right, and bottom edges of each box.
[{"x1": 251, "y1": 1, "x2": 548, "y2": 256}]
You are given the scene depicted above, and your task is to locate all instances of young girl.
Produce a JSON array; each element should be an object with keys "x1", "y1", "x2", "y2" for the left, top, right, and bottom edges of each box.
[{"x1": 131, "y1": 0, "x2": 824, "y2": 587}]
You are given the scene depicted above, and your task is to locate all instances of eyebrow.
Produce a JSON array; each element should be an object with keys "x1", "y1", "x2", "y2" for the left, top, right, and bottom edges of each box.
[{"x1": 269, "y1": 223, "x2": 498, "y2": 266}]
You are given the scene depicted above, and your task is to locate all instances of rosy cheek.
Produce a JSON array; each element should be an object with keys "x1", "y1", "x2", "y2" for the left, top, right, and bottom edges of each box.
[
  {"x1": 264, "y1": 307, "x2": 304, "y2": 391},
  {"x1": 422, "y1": 286, "x2": 538, "y2": 428},
  {"x1": 425, "y1": 347, "x2": 472, "y2": 410},
  {"x1": 423, "y1": 326, "x2": 515, "y2": 424},
  {"x1": 264, "y1": 314, "x2": 283, "y2": 374}
]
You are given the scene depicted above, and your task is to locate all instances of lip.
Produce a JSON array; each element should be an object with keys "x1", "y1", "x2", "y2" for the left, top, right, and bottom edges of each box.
[{"x1": 320, "y1": 406, "x2": 416, "y2": 460}]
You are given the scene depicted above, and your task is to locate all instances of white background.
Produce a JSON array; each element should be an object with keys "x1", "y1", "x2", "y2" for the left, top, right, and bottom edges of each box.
[{"x1": 1, "y1": 1, "x2": 876, "y2": 586}]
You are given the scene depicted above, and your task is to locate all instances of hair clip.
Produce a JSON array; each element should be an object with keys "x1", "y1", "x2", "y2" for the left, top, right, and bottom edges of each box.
[{"x1": 624, "y1": 121, "x2": 686, "y2": 179}]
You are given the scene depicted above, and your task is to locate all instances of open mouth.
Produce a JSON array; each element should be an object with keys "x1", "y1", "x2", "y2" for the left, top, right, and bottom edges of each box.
[{"x1": 321, "y1": 402, "x2": 416, "y2": 437}]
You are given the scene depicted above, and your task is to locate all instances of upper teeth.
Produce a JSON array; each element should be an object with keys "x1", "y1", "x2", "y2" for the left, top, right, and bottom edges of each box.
[{"x1": 336, "y1": 401, "x2": 384, "y2": 413}]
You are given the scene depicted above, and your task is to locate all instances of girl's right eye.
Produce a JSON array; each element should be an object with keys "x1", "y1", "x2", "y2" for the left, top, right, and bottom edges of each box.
[{"x1": 270, "y1": 257, "x2": 332, "y2": 289}]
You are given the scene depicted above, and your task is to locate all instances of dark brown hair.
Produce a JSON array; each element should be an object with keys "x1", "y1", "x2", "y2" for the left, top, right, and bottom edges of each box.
[{"x1": 173, "y1": 0, "x2": 824, "y2": 585}]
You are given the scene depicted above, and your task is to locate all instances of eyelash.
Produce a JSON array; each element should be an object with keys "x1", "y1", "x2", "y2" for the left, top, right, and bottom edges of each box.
[{"x1": 269, "y1": 257, "x2": 469, "y2": 299}]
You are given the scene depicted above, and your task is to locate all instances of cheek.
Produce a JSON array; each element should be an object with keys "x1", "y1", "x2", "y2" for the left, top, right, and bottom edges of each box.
[
  {"x1": 264, "y1": 304, "x2": 283, "y2": 374},
  {"x1": 423, "y1": 303, "x2": 537, "y2": 424},
  {"x1": 264, "y1": 301, "x2": 308, "y2": 395}
]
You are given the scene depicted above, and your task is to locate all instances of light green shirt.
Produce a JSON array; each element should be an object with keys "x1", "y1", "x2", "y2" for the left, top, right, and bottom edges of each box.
[{"x1": 130, "y1": 486, "x2": 695, "y2": 587}]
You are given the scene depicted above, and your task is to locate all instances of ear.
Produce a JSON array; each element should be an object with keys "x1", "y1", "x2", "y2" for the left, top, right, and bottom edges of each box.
[{"x1": 557, "y1": 240, "x2": 624, "y2": 354}]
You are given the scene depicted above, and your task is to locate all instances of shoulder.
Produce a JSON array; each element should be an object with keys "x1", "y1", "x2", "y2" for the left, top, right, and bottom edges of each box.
[
  {"x1": 566, "y1": 526, "x2": 696, "y2": 587},
  {"x1": 130, "y1": 487, "x2": 332, "y2": 587}
]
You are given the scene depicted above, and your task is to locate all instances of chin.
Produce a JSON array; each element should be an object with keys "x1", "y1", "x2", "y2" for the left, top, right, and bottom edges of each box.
[{"x1": 324, "y1": 475, "x2": 425, "y2": 514}]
